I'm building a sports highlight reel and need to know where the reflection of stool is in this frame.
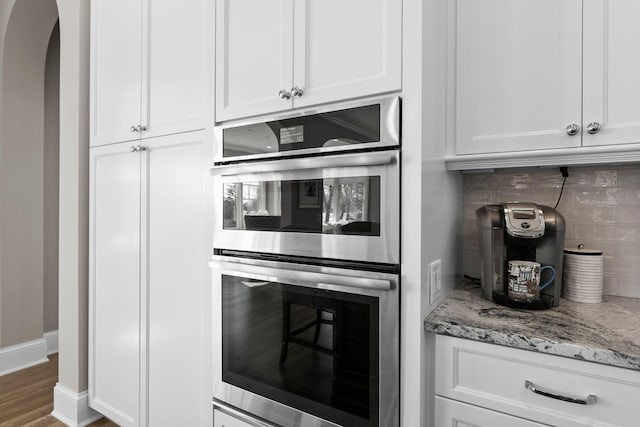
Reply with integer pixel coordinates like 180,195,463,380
279,286,339,367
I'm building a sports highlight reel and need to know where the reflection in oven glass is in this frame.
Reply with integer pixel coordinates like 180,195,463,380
222,275,380,427
222,176,381,236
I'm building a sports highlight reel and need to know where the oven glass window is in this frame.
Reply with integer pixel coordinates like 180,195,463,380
222,104,381,158
223,176,381,235
222,275,380,427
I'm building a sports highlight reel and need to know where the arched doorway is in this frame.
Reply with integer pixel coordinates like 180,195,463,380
0,0,59,364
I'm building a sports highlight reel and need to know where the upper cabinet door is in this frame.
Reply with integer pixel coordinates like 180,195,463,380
454,0,583,155
292,0,401,108
143,0,210,139
583,0,640,147
215,0,294,122
90,0,142,147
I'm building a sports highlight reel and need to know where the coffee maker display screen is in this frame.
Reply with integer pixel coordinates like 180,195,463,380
512,210,535,220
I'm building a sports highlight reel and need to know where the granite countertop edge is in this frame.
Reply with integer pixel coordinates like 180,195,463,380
424,319,640,371
424,288,640,372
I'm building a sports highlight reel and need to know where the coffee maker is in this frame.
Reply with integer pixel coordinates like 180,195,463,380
476,203,565,309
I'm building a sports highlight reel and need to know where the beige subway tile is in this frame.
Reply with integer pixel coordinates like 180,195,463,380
463,250,481,278
495,188,561,206
572,224,640,242
619,167,640,188
618,206,640,223
463,219,480,251
463,203,488,219
616,280,640,299
573,188,640,205
564,169,618,187
602,277,618,296
464,190,493,205
557,206,617,224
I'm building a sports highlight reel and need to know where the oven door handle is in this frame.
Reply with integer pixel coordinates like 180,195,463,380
210,150,397,177
209,260,392,291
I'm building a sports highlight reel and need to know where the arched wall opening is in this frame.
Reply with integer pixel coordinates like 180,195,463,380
0,0,59,357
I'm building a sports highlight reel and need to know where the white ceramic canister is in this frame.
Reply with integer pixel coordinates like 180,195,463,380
562,245,604,303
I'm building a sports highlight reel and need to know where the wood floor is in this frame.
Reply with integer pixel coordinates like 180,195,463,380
0,354,118,427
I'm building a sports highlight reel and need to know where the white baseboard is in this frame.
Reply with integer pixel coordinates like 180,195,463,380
0,338,48,376
44,330,59,355
52,383,103,427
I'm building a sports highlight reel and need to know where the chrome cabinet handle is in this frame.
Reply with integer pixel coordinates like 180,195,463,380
130,125,139,133
137,145,147,151
586,122,601,134
130,145,138,152
136,124,147,132
525,380,597,405
291,86,303,97
278,89,291,100
565,123,580,136
130,145,147,153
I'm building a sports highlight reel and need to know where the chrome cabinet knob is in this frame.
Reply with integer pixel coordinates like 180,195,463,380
136,124,147,132
130,145,138,152
565,123,580,136
131,125,139,132
138,145,147,151
291,86,303,97
278,89,291,100
586,122,601,134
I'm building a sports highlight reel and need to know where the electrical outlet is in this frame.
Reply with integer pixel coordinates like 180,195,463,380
429,259,442,304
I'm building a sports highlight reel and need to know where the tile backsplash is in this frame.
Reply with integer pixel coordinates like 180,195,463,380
463,165,640,298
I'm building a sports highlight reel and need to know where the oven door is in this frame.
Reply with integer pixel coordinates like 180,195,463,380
212,150,399,265
210,255,399,427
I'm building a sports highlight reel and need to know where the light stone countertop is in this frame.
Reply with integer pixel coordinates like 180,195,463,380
424,283,640,371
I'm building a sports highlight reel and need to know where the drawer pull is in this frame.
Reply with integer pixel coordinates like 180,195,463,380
525,380,597,405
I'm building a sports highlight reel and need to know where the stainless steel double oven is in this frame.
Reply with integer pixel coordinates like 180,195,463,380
211,97,400,427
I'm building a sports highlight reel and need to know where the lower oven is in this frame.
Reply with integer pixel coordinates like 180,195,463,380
210,251,399,427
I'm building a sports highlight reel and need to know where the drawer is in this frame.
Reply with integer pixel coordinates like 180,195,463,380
435,335,640,427
435,396,547,427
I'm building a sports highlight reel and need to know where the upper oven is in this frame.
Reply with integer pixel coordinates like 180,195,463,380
212,97,400,265
212,150,399,264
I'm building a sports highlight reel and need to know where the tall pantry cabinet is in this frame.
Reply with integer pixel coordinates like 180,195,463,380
88,0,213,426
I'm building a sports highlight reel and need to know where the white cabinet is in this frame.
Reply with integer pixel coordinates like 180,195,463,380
452,0,640,162
215,0,401,122
582,0,640,147
435,397,546,427
89,132,212,427
433,335,640,427
90,0,211,146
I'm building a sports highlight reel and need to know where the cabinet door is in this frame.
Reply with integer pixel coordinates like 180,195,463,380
454,0,583,155
90,0,142,147
145,133,212,426
292,0,401,108
583,0,640,147
435,397,546,427
89,143,142,427
215,0,294,121
143,0,211,139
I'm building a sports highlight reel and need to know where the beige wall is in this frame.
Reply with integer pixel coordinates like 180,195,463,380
56,0,90,392
463,165,640,298
0,0,59,347
44,22,60,333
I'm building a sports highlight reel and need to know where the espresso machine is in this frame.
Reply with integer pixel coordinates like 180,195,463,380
476,203,565,309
